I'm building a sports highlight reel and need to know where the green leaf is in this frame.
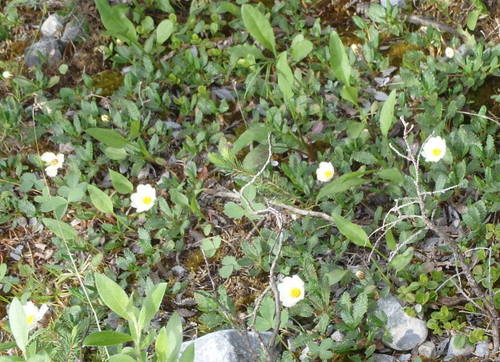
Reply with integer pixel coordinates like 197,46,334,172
104,147,128,160
466,10,481,31
290,34,313,62
242,144,269,171
94,273,129,319
241,4,276,54
139,283,167,330
42,218,77,240
232,124,268,154
0,263,7,281
224,202,245,219
340,85,358,105
94,0,137,43
8,298,28,354
377,168,404,183
108,354,136,362
87,184,114,214
329,31,351,85
276,51,294,101
162,313,183,362
40,196,68,219
201,236,221,258
317,171,372,201
86,128,129,148
109,170,133,194
352,292,368,323
389,247,414,272
325,269,348,286
380,89,397,137
331,213,371,248
83,331,133,346
156,19,174,45
178,343,195,362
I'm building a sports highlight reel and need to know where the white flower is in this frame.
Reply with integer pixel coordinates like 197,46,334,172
2,71,13,79
316,161,335,182
278,275,305,308
445,47,455,59
22,301,48,330
421,136,446,162
130,184,156,212
101,114,110,122
40,152,65,177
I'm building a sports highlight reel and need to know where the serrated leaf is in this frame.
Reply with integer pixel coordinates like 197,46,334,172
241,4,276,54
331,213,371,248
380,89,397,137
87,184,114,214
83,331,133,346
352,292,368,324
86,128,129,148
109,169,133,194
42,218,77,240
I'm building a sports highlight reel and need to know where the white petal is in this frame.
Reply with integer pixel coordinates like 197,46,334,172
56,153,65,167
45,166,58,177
41,152,56,163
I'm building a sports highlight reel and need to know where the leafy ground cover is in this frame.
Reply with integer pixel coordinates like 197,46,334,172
0,0,499,361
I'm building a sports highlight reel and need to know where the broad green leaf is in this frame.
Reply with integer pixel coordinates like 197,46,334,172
42,218,77,240
223,202,245,219
241,4,276,54
94,273,129,319
379,89,397,137
290,34,313,62
108,354,136,362
40,196,68,219
325,269,348,286
242,144,269,171
104,147,128,160
466,10,481,31
201,236,221,258
178,343,195,362
83,331,133,346
331,213,371,248
8,298,28,354
86,128,129,148
329,31,351,85
352,292,368,324
317,171,373,201
109,169,133,194
389,247,414,272
138,283,167,330
340,85,358,105
276,51,294,101
94,0,137,43
87,184,114,214
162,313,183,362
232,124,268,154
377,168,404,183
156,19,174,45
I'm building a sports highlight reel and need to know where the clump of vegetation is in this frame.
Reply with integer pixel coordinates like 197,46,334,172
0,0,498,360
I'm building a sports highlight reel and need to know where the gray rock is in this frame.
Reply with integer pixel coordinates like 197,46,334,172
61,19,83,43
398,354,411,361
444,335,474,361
41,14,63,37
24,37,63,66
180,329,272,362
380,0,405,8
418,341,436,358
474,341,489,357
373,354,396,362
378,296,428,351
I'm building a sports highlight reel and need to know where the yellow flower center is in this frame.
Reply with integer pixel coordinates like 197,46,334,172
431,148,442,157
290,287,302,298
142,196,153,205
323,170,333,179
48,159,59,166
26,314,35,325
